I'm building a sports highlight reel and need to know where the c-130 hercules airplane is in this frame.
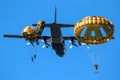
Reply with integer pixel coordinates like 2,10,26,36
4,7,80,57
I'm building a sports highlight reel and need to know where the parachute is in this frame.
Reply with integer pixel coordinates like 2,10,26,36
22,20,45,40
74,16,114,44
22,26,35,40
74,16,114,73
36,20,45,36
22,20,45,62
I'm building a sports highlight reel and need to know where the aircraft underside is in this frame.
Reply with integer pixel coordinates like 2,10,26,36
52,43,65,57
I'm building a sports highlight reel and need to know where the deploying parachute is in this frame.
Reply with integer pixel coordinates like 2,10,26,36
22,26,35,40
36,20,45,36
22,20,46,62
74,16,114,73
74,16,114,44
22,20,45,40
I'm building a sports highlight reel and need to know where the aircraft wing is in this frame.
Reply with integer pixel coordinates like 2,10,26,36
37,36,51,40
4,34,24,38
3,35,77,41
3,34,51,40
4,34,114,40
32,24,74,28
63,36,77,40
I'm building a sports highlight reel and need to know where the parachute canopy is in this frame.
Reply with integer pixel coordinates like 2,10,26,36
36,20,45,35
22,26,35,39
74,16,114,44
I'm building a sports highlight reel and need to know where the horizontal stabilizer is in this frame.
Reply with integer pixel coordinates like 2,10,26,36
32,24,74,28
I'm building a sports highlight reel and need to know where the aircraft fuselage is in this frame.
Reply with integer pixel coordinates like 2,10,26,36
50,23,63,43
50,23,65,57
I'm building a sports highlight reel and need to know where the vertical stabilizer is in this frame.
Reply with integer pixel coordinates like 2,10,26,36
54,6,57,23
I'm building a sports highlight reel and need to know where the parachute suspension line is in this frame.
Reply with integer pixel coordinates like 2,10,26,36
96,52,102,64
26,41,37,62
87,47,99,74
92,47,102,64
94,52,101,74
86,45,102,65
29,46,37,62
32,44,37,62
88,52,95,64
33,46,36,56
26,41,33,62
88,46,103,73
82,42,95,64
85,27,96,64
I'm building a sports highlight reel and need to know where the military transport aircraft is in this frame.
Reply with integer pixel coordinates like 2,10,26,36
3,7,81,57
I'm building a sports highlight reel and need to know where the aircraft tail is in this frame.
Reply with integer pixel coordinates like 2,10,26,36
54,6,57,23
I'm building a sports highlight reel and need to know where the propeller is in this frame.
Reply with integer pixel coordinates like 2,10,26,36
42,44,49,48
26,42,31,45
81,43,86,46
26,40,34,47
42,44,46,48
69,45,73,49
80,42,90,49
87,45,90,49
69,39,78,49
41,39,50,48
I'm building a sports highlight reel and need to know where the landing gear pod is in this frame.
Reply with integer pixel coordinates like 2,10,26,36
36,20,45,35
74,16,114,44
22,26,35,40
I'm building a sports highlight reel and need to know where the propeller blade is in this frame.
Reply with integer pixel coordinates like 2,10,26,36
26,42,30,45
87,45,90,49
69,40,71,43
41,40,44,42
81,43,86,46
42,45,46,48
69,45,73,49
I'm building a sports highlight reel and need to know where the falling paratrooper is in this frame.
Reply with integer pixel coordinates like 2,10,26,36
22,20,45,46
22,20,45,62
74,16,114,73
